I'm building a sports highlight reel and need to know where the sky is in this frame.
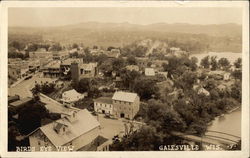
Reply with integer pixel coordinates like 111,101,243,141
8,7,242,27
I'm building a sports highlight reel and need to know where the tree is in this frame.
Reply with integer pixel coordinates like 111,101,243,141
190,56,198,71
120,69,141,90
174,70,197,90
210,56,218,70
110,125,163,151
231,81,241,102
8,124,21,151
200,56,210,69
133,78,159,100
72,43,79,49
126,56,137,65
112,57,125,72
107,46,115,51
232,70,242,80
204,78,217,91
218,58,230,70
234,58,242,68
76,78,91,93
50,43,62,51
18,101,49,134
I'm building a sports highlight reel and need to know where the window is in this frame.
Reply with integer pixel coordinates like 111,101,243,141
80,69,84,74
110,105,112,108
38,141,41,145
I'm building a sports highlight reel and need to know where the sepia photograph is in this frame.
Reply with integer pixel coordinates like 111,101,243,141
0,1,249,158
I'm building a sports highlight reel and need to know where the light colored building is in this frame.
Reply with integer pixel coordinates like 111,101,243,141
29,48,52,59
71,62,98,83
223,72,231,81
104,49,120,58
145,68,155,76
126,65,139,72
61,89,85,104
112,91,140,120
8,66,21,80
52,51,69,60
93,97,113,115
94,92,140,120
197,87,210,96
28,109,110,151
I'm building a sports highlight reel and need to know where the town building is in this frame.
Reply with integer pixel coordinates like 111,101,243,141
8,95,20,104
42,61,61,78
8,66,21,80
104,49,120,58
208,71,231,81
136,57,150,69
52,51,69,60
93,97,113,115
28,109,111,151
112,91,140,119
145,68,155,76
61,89,85,104
71,62,98,83
197,87,210,96
9,97,33,110
94,91,140,120
125,65,139,72
29,48,52,59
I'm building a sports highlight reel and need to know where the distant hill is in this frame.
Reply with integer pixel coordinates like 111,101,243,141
8,22,242,53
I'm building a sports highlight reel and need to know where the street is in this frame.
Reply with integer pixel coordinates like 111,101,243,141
9,72,57,98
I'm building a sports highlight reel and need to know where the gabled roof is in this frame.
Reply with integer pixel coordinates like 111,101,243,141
30,109,100,147
94,97,113,104
62,89,84,102
112,91,138,103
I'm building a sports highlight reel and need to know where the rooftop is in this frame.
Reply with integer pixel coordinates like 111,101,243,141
9,97,33,107
61,58,83,66
80,63,97,71
94,97,113,104
29,109,100,147
112,91,138,103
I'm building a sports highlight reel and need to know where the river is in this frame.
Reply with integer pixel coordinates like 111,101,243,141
207,108,241,137
190,52,242,65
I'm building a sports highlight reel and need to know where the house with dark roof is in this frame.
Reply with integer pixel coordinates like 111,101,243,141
28,109,110,151
8,95,20,104
9,97,33,110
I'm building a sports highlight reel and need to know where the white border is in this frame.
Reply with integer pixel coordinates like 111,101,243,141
0,1,249,158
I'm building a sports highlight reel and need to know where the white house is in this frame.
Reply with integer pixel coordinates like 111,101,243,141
145,68,155,76
61,89,84,104
93,91,140,120
223,72,231,81
93,97,113,115
197,87,210,96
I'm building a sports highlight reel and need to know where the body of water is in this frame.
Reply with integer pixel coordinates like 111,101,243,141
190,52,242,65
207,108,241,137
